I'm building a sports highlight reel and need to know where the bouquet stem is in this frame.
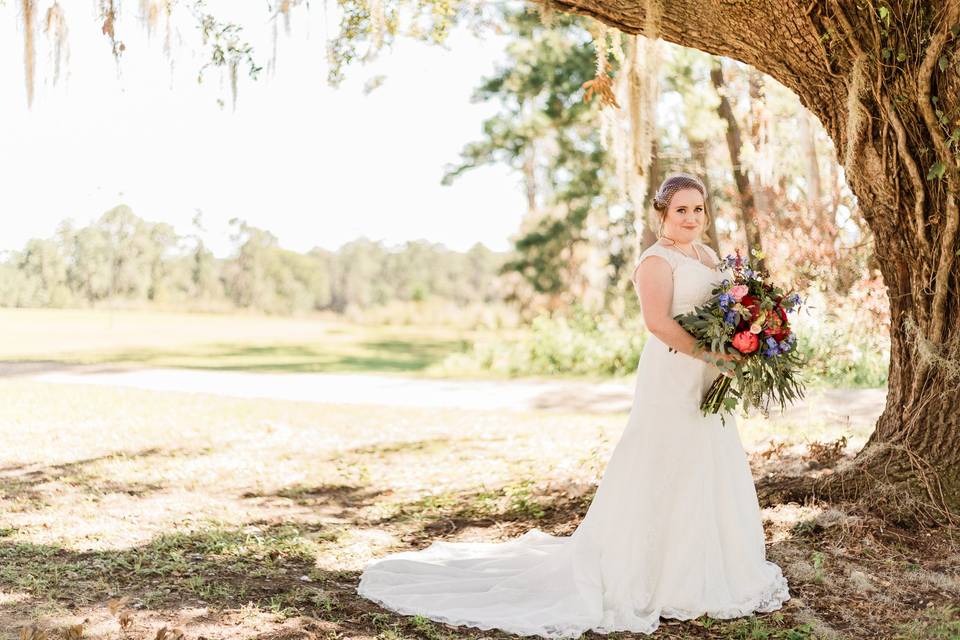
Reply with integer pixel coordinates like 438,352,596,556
701,374,732,415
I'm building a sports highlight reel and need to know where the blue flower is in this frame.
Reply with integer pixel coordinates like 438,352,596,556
718,293,732,308
744,268,754,278
766,336,777,347
724,310,738,325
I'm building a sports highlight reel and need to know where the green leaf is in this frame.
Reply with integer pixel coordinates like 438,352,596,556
896,50,906,62
878,6,889,20
927,161,946,181
939,55,949,72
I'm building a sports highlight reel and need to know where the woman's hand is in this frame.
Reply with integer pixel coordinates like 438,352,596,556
705,350,743,378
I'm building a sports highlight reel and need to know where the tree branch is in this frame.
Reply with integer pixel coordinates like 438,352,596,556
918,2,960,344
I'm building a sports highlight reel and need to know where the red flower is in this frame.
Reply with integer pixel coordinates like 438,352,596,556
763,305,790,341
740,294,761,321
732,330,759,354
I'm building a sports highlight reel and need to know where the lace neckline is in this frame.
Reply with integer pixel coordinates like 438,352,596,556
655,241,719,271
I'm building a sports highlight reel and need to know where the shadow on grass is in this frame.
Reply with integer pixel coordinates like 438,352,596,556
0,521,351,621
10,473,943,639
343,437,454,458
241,483,387,522
0,360,132,378
370,477,598,546
0,448,181,508
2,338,472,375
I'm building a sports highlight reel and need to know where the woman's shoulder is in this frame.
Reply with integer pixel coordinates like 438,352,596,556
638,242,678,267
633,243,677,286
639,241,673,258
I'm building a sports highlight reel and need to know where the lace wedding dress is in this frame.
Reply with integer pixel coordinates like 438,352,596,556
356,241,790,638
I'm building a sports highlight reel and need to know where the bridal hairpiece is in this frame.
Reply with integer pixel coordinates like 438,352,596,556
653,172,708,213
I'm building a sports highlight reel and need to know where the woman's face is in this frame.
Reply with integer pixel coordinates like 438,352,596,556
661,188,705,243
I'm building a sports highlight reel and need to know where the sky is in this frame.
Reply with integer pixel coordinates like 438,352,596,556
0,1,528,257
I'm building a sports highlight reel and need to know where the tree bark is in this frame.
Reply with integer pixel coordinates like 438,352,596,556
540,0,960,525
800,109,823,213
639,138,662,252
690,139,721,257
711,59,766,272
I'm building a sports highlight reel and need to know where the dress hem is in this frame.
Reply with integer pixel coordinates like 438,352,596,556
356,566,790,639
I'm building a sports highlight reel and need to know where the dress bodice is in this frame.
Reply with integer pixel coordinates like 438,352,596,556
633,242,725,316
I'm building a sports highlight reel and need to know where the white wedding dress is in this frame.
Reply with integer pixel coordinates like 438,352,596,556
356,241,790,638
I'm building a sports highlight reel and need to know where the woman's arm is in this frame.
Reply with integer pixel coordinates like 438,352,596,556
634,256,739,377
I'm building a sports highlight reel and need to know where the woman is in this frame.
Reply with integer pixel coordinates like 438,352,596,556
356,171,791,638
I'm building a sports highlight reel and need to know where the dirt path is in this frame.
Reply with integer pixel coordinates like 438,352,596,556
1,360,886,429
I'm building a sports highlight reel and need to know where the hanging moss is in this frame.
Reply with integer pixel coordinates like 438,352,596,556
43,2,69,87
21,0,35,106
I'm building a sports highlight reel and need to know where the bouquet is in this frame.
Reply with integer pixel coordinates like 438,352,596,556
667,248,807,427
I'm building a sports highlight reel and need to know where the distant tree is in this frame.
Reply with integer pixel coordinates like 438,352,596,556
16,238,71,307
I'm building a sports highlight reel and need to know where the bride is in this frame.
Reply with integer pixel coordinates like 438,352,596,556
356,171,791,638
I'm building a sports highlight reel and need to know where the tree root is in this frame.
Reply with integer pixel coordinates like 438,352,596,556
756,441,960,530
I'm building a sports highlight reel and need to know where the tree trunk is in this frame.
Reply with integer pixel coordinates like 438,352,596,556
711,59,767,273
542,0,960,526
800,109,824,213
639,138,662,252
690,139,722,257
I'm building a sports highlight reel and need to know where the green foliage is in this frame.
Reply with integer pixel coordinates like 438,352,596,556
442,305,888,388
0,208,508,316
892,604,960,639
443,7,632,309
437,304,648,378
810,550,826,583
927,161,947,181
724,616,815,639
794,320,889,388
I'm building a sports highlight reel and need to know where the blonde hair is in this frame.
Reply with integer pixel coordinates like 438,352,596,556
653,172,711,237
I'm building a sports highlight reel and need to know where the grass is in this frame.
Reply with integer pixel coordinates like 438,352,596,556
0,308,890,389
0,307,940,639
1,376,957,639
0,308,482,376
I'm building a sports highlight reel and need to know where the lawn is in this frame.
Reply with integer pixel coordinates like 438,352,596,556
2,378,958,640
0,308,485,376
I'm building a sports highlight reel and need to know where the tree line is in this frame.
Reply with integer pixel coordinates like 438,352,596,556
0,206,508,315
